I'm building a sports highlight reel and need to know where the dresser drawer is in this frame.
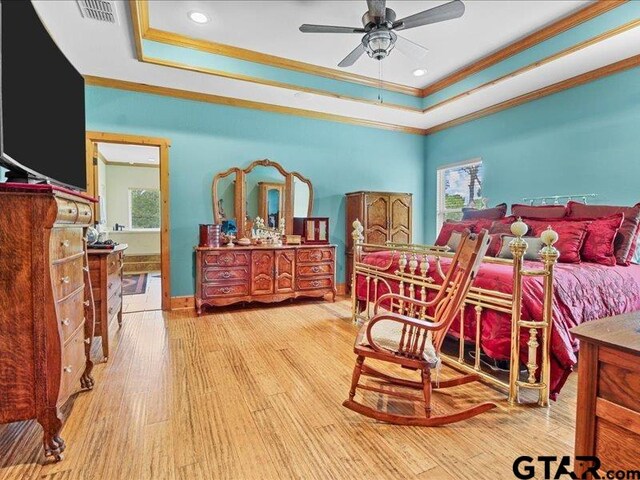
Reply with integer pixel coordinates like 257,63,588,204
76,202,93,226
57,287,85,344
202,251,250,267
61,327,87,400
107,292,122,321
52,256,85,300
106,274,121,300
297,263,333,277
297,248,334,264
55,197,80,224
202,282,249,299
107,252,123,276
203,266,249,282
50,228,84,261
297,277,333,291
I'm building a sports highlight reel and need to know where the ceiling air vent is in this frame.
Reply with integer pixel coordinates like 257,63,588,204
76,0,119,24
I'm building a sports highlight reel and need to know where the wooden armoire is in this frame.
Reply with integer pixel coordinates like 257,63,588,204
345,191,412,290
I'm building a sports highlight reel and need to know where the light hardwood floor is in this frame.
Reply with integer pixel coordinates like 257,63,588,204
123,273,162,313
0,298,577,480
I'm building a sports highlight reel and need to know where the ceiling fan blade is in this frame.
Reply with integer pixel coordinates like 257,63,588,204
338,43,366,68
299,24,365,34
394,35,429,60
366,0,387,24
393,0,465,31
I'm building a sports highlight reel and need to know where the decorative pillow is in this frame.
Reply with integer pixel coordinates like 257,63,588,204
566,201,640,265
435,220,476,246
489,216,525,236
486,233,504,257
462,203,507,220
511,204,567,219
446,231,463,252
579,214,624,266
497,236,544,261
525,219,591,263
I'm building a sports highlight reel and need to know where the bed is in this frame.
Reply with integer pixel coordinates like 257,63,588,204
350,197,640,405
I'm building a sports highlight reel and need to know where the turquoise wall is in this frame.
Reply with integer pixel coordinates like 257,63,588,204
85,86,425,296
423,66,640,241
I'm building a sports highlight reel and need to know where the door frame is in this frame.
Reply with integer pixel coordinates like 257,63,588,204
85,131,171,311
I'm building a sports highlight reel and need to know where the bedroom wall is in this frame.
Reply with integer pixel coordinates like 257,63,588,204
423,66,640,241
85,86,425,296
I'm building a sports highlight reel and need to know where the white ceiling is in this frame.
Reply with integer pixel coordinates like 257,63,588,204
31,1,640,132
98,143,159,165
148,1,590,88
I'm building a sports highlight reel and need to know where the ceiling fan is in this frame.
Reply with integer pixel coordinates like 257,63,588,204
299,0,465,68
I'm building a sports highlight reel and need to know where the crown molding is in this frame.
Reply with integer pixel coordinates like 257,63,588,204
84,76,427,135
424,54,640,134
420,0,628,97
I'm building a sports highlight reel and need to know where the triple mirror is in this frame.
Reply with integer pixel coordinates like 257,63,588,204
212,159,313,239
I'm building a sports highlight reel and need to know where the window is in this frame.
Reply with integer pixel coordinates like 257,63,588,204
128,188,160,230
436,159,484,229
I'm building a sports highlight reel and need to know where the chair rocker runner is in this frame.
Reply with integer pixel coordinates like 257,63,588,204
343,229,496,426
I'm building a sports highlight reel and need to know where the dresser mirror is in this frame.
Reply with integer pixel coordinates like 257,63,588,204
212,159,313,239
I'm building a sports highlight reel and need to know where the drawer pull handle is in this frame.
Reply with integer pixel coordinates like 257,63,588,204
311,266,321,273
220,287,231,294
61,240,70,247
84,338,91,345
83,266,89,273
68,208,75,214
84,300,90,307
61,276,70,284
312,280,321,287
108,282,113,288
61,319,70,326
63,366,72,374
221,271,231,279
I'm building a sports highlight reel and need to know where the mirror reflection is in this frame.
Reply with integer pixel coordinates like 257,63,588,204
293,176,310,218
246,165,286,229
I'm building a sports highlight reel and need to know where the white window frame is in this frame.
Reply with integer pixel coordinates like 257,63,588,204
128,188,161,232
436,158,483,231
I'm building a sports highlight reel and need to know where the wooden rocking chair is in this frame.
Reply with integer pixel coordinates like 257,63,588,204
343,229,496,426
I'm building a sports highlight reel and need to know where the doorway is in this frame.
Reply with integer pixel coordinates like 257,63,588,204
85,132,171,311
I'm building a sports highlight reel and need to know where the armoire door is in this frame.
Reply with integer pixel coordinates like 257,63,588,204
274,250,295,294
365,194,389,245
390,195,412,244
251,250,274,295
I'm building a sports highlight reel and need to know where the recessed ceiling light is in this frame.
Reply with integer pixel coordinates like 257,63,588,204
412,68,427,77
188,10,210,24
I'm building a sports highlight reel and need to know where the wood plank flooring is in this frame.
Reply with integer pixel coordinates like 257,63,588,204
0,298,578,479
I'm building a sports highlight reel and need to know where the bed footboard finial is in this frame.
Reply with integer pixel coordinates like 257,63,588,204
538,226,559,407
508,218,528,406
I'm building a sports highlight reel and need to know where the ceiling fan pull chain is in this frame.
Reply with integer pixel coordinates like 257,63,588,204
378,61,384,104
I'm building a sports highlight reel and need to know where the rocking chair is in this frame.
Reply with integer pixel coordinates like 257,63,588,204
343,229,495,426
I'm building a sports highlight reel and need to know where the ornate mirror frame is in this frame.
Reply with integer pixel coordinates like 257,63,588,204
212,159,313,239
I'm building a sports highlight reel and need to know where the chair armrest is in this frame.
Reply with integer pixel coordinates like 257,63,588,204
373,292,439,315
365,312,446,355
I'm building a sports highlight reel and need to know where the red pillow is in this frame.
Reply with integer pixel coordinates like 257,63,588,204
489,216,523,236
567,201,640,265
512,204,567,219
578,214,624,266
486,233,503,257
462,203,507,220
435,220,476,246
525,219,590,263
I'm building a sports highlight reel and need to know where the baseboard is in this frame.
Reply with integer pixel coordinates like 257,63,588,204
170,282,346,311
170,295,195,310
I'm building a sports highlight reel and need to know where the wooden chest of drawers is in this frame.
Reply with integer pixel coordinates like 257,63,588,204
0,184,96,461
88,244,126,360
572,314,640,478
195,244,336,314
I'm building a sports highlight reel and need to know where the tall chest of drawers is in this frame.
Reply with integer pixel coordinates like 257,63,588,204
195,244,336,314
0,184,96,461
87,244,126,360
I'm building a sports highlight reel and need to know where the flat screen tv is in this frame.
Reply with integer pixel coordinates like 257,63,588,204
0,1,86,191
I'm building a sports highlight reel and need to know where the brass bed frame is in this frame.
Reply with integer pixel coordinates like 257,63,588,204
350,219,560,407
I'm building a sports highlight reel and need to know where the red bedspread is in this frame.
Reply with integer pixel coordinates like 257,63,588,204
356,250,640,399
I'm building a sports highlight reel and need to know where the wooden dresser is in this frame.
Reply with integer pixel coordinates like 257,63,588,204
571,313,640,478
0,183,96,461
87,244,126,360
345,191,412,290
195,244,336,314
